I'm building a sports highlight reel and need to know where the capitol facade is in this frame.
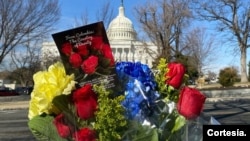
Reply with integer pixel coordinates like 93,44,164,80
42,3,158,68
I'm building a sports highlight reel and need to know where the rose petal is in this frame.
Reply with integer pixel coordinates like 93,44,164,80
177,86,206,120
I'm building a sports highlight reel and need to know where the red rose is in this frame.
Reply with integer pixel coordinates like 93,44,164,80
81,56,98,74
73,84,97,120
90,36,103,50
74,128,96,141
77,44,89,57
53,113,74,138
165,62,186,89
61,42,73,56
69,53,82,68
177,86,206,120
101,44,115,66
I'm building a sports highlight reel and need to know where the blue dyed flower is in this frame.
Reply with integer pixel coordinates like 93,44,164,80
116,62,157,90
116,62,159,121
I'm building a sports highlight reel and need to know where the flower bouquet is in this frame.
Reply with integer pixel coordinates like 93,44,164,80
28,22,208,141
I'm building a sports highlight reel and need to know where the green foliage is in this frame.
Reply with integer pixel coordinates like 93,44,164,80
151,100,186,141
154,58,169,97
218,67,238,87
174,54,199,82
162,111,186,141
93,84,127,141
154,58,179,102
52,95,87,129
28,114,68,141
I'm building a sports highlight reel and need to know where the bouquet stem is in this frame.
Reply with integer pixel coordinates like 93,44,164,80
185,120,189,141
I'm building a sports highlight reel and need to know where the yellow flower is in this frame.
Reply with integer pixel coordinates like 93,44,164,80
28,62,76,119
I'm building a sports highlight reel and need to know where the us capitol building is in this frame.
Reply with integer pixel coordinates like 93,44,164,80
42,3,158,68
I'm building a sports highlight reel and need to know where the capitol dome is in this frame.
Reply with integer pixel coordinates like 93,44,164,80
107,3,137,41
41,1,158,69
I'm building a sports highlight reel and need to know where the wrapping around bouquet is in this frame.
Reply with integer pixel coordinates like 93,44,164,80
184,113,221,141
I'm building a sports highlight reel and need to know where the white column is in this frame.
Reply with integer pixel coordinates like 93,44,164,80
134,49,140,62
115,48,120,61
121,48,127,61
128,48,133,61
141,52,146,64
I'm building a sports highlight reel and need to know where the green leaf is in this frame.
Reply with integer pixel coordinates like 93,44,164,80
172,115,186,133
132,128,158,141
52,95,80,128
28,114,68,141
52,95,71,113
99,57,111,68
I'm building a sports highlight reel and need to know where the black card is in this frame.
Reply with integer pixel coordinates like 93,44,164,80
52,21,117,89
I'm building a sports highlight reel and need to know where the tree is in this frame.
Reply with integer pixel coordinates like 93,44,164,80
207,71,217,81
248,61,250,81
218,66,238,87
184,27,217,77
191,0,250,82
7,41,42,86
41,52,61,70
0,0,60,64
75,1,115,29
134,0,192,62
95,1,115,29
40,42,61,69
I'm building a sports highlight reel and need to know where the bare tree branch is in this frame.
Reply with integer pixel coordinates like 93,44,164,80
96,1,115,29
9,40,41,86
75,1,115,29
134,0,192,62
192,0,250,82
0,0,60,64
184,27,217,76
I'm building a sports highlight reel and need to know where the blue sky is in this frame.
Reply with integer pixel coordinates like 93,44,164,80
54,0,145,33
53,0,247,74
